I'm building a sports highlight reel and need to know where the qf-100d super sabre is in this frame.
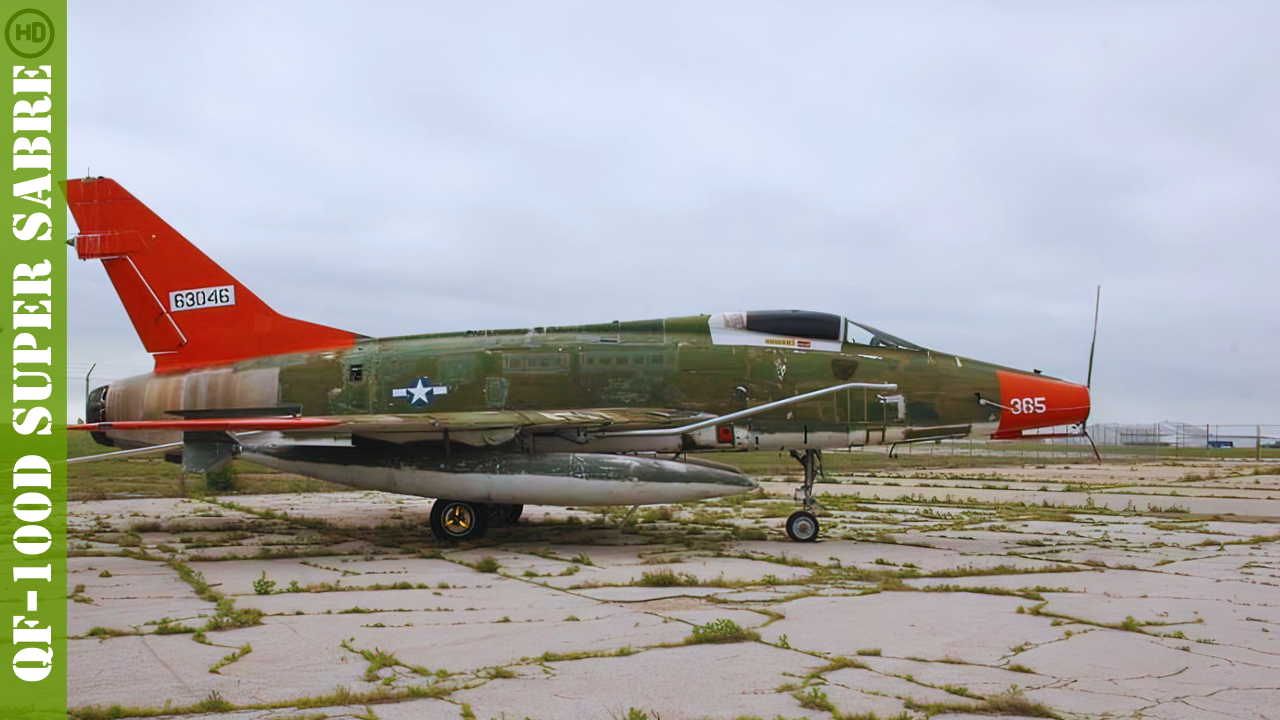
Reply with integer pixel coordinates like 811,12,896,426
66,177,1095,542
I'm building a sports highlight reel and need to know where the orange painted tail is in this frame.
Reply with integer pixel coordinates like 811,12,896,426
65,177,360,372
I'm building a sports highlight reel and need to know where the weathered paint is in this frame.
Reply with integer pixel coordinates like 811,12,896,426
95,313,1085,454
69,179,1092,505
241,437,756,506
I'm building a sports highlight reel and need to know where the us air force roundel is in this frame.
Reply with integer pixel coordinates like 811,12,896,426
391,377,449,407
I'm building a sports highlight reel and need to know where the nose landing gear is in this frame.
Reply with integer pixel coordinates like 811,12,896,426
785,449,823,542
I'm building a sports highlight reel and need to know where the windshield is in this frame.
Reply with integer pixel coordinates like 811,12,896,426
845,320,923,351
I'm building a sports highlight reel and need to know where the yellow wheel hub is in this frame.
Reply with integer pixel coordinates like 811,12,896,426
442,504,474,535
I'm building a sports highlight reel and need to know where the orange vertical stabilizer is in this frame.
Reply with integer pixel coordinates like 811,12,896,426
65,177,360,372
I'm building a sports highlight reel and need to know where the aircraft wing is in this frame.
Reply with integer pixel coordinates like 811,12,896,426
66,407,710,466
68,407,708,438
68,381,897,465
69,381,898,439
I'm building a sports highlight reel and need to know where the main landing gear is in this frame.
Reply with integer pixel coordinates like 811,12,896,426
428,500,524,542
489,503,524,528
785,449,823,542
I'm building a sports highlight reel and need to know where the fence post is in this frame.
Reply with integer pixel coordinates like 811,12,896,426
1259,425,1263,463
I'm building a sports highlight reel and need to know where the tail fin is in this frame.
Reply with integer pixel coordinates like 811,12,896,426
65,177,360,372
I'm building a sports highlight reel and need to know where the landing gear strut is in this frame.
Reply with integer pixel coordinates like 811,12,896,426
785,449,822,542
488,503,524,528
429,499,489,542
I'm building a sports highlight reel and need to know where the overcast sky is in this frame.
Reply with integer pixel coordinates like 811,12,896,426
67,2,1280,426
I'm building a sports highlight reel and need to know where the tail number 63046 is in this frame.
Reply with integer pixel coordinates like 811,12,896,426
1009,397,1046,415
169,284,236,312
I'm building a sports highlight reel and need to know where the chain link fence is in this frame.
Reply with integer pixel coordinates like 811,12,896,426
870,423,1280,464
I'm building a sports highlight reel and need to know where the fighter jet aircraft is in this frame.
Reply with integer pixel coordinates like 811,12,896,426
67,177,1092,542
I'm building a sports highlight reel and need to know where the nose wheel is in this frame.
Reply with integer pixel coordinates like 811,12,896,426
430,499,489,542
785,509,820,542
785,449,823,542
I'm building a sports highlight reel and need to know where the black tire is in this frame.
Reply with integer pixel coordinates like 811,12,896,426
430,499,489,542
785,510,820,542
488,503,524,528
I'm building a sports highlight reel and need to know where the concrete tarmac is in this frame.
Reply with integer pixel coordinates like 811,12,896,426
67,461,1280,719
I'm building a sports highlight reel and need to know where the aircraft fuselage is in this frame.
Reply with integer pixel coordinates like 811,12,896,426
92,311,1087,456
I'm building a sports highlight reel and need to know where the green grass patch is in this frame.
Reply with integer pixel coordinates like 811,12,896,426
168,560,221,602
537,646,637,663
84,627,136,639
636,568,700,587
906,688,1061,718
807,656,869,678
202,598,263,632
685,619,760,645
793,687,835,712
208,643,252,673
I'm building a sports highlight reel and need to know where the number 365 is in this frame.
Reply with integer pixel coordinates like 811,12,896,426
1009,397,1046,415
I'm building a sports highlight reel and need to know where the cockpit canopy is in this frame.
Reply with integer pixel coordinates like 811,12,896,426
843,319,922,351
715,310,923,350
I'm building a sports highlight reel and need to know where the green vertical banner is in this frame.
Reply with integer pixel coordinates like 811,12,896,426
0,2,66,719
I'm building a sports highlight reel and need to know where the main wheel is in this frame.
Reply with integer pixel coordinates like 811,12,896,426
488,503,524,528
430,499,489,542
785,510,820,542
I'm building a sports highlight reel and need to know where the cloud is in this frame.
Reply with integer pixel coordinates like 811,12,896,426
67,1,1280,424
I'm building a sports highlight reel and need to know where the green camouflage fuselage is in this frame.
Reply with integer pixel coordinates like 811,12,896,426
101,313,1010,451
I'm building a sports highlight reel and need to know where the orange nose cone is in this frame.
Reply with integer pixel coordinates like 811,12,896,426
996,370,1090,434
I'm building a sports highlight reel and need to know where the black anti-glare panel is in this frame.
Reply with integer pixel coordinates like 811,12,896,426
745,310,843,341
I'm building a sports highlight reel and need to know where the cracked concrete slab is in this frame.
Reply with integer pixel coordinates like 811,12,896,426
761,592,1068,664
452,644,828,720
67,459,1280,719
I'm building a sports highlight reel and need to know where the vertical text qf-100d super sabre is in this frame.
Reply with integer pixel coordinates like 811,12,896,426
66,177,1094,543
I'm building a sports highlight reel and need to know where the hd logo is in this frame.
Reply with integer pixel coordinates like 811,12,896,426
392,377,449,407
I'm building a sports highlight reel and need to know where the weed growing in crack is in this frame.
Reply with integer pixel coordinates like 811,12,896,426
794,687,835,712
807,657,868,678
538,646,637,662
252,571,276,595
907,687,1060,718
208,644,252,674
169,560,221,602
685,619,760,645
84,627,134,639
202,599,263,632
636,568,699,587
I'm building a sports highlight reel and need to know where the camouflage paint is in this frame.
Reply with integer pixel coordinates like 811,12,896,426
97,312,1086,453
